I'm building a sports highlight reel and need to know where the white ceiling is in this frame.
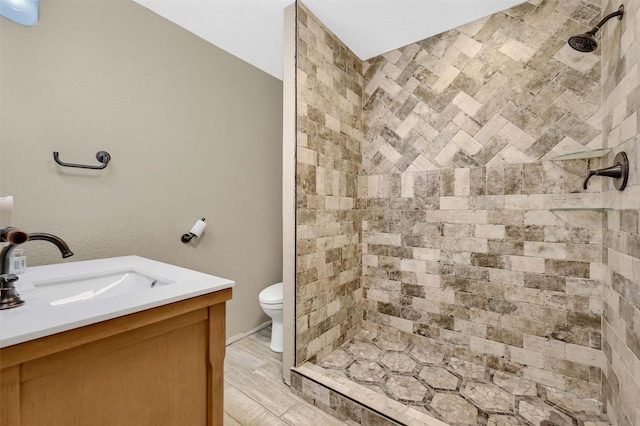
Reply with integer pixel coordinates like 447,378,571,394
132,0,526,80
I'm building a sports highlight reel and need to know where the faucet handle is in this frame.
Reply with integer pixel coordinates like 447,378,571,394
0,226,29,245
0,227,29,245
583,151,629,191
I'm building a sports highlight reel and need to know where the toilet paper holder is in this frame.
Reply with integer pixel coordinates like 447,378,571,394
182,218,206,243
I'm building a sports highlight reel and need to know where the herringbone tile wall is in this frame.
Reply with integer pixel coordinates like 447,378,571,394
363,0,602,173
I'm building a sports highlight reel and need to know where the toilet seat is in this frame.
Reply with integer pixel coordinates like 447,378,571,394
259,282,283,305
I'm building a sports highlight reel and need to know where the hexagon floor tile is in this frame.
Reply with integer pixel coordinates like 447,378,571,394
316,348,352,369
346,360,387,383
384,376,429,402
447,357,488,380
344,341,381,360
374,335,410,352
517,399,574,425
312,329,611,426
460,381,514,413
419,365,459,390
492,371,537,397
430,393,478,425
379,352,417,374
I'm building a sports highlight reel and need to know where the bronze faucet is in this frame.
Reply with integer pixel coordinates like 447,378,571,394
0,227,74,310
583,152,629,191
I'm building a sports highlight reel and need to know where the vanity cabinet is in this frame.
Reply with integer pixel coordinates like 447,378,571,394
0,288,232,426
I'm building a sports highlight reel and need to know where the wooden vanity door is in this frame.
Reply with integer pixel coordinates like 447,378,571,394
0,289,230,426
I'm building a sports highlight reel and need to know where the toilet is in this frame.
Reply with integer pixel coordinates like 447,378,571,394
258,282,283,352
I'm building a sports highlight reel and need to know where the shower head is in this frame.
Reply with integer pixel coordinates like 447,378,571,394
568,31,599,52
568,5,624,52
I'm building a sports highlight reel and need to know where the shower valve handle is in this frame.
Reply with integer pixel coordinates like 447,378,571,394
583,151,629,191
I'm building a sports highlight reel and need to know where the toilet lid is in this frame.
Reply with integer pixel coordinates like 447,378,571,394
259,282,283,304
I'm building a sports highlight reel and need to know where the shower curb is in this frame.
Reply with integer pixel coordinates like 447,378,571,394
291,363,450,426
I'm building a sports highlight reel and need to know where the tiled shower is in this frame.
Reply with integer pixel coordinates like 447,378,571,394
292,0,640,425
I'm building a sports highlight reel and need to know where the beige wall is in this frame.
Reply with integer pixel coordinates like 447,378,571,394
0,0,283,340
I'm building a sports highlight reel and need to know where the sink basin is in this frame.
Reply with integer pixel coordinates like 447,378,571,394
32,270,174,306
1,255,235,348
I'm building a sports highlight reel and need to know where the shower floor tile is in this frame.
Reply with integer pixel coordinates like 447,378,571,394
307,329,611,426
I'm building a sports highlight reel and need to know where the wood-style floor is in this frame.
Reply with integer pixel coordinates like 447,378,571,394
224,327,349,426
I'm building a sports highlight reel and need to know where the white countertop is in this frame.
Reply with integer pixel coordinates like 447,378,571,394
0,256,234,348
